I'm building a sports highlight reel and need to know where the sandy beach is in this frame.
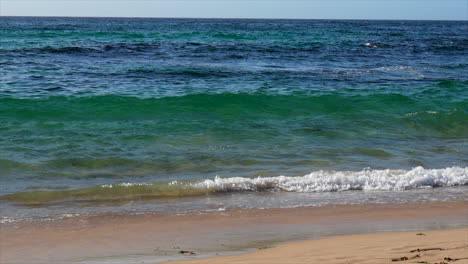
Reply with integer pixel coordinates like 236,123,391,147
167,228,468,264
1,201,467,264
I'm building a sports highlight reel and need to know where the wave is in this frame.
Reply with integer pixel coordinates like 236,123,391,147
0,92,466,138
0,42,159,55
7,37,465,57
19,46,99,54
125,67,232,77
196,166,468,192
1,167,467,206
1,91,466,124
3,35,465,54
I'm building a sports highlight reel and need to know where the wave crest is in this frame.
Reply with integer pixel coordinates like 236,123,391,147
1,167,466,206
197,166,468,192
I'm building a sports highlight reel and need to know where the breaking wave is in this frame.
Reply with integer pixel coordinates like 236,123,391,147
195,166,468,192
1,167,466,206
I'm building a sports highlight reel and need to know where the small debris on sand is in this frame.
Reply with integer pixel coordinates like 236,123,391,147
179,250,196,255
391,254,420,262
410,248,444,253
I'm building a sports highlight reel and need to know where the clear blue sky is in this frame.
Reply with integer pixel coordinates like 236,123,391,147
1,0,467,20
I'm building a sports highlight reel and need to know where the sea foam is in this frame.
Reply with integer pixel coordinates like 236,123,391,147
194,167,468,193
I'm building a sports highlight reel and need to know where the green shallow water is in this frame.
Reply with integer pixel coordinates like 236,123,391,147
1,90,467,187
0,182,211,205
1,82,467,121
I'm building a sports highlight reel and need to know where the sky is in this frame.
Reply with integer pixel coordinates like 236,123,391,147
1,0,467,20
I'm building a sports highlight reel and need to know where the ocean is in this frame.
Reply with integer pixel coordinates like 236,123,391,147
0,17,467,222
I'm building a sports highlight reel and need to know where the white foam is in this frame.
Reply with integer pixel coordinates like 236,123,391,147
193,167,468,193
376,66,419,71
0,217,17,224
58,213,80,219
405,111,438,116
364,42,378,48
101,182,151,188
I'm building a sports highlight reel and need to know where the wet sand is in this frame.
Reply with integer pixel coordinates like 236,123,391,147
1,201,467,264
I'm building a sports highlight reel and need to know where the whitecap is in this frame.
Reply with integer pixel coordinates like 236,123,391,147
192,167,468,193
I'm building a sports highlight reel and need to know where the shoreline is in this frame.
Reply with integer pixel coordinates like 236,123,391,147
1,201,467,264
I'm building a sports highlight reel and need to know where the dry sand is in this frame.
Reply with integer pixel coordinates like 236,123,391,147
168,228,468,264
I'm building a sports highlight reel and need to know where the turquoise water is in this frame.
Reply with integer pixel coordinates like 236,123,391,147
0,17,467,220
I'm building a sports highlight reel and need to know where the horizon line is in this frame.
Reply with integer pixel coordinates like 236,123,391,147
1,15,467,22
